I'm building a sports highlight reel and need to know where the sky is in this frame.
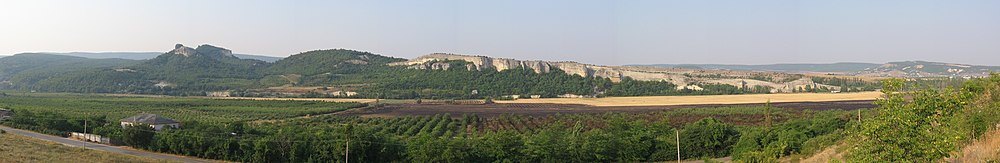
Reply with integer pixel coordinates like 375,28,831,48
1,0,999,66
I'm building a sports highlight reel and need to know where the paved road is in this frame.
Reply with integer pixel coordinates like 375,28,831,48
0,125,218,163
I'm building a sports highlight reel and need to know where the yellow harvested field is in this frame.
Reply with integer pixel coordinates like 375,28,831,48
207,97,378,103
497,92,882,106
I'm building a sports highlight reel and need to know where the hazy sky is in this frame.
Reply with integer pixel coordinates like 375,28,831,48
2,0,999,66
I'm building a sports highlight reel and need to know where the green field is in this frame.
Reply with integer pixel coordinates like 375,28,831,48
0,93,363,123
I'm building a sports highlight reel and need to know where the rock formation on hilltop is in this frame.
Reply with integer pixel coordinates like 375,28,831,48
167,44,237,59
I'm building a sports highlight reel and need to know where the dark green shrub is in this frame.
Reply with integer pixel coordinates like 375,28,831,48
680,118,740,158
800,129,844,156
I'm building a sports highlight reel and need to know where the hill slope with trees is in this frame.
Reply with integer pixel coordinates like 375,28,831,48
0,44,882,98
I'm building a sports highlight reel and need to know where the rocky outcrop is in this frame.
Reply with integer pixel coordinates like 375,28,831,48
167,44,236,59
169,44,198,57
391,53,841,93
700,78,837,93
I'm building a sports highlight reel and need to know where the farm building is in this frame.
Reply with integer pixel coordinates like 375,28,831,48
120,114,180,131
0,108,13,120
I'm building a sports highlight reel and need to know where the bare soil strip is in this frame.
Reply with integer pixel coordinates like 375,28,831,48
206,97,378,103
338,100,876,118
495,92,882,107
101,92,881,108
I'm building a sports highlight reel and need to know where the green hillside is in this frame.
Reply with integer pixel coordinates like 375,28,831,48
0,54,142,92
137,45,268,80
28,52,283,62
0,44,872,98
267,49,405,76
0,53,95,79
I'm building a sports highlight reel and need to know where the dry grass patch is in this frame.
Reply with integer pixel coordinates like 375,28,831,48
0,133,171,163
797,144,848,163
946,128,1000,162
498,92,882,107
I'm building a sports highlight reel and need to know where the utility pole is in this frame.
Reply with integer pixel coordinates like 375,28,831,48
857,110,862,122
676,130,680,163
345,138,349,163
82,119,87,149
345,124,351,163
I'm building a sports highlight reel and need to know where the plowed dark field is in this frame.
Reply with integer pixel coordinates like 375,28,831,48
337,100,875,118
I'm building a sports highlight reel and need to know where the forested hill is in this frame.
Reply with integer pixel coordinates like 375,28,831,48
137,44,269,80
0,54,141,91
0,44,881,98
14,52,283,62
267,49,406,76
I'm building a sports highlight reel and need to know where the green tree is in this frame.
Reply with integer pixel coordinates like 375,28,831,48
122,124,155,147
848,78,958,162
680,118,740,158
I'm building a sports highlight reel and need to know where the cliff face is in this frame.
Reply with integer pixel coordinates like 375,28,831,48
390,53,829,93
390,53,626,81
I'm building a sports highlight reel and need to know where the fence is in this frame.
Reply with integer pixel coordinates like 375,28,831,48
69,132,119,145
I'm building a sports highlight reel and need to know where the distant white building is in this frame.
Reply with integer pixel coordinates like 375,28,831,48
557,94,590,98
207,91,232,97
120,114,180,131
502,95,521,100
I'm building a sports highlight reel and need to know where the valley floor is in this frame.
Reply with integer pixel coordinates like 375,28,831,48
109,91,882,107
496,92,882,106
339,100,874,119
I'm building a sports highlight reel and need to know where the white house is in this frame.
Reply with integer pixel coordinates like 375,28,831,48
120,114,180,131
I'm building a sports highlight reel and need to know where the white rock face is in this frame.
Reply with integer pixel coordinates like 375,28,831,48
390,53,626,81
169,44,198,57
166,44,236,58
391,53,834,93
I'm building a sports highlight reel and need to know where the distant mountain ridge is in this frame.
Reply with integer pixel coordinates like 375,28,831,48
0,43,985,98
15,51,282,62
634,61,999,78
635,62,881,72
